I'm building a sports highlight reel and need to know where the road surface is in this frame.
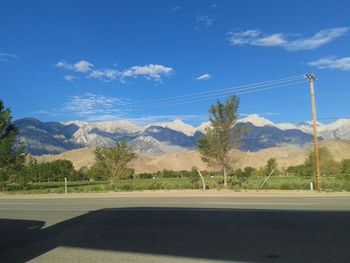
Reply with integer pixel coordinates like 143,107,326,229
0,192,350,262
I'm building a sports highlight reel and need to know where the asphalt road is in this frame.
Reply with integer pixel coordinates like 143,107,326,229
1,193,350,262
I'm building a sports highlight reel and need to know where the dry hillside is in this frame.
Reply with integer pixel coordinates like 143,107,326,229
34,140,350,173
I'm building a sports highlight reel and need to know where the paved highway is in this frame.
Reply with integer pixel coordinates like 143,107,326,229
0,193,350,262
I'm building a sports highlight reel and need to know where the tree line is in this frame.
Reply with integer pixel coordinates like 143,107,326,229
1,97,349,192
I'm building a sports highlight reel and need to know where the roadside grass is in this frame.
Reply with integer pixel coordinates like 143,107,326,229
4,176,350,194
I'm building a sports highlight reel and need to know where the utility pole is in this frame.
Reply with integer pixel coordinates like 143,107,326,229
305,73,321,192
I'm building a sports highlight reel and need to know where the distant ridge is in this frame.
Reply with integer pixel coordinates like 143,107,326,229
14,114,350,155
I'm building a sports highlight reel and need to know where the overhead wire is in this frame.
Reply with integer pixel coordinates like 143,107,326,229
130,78,308,110
133,74,305,105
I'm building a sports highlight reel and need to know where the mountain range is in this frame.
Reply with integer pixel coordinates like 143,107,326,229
14,114,350,156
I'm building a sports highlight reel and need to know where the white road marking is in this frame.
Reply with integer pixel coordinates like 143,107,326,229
0,208,96,211
28,225,41,230
202,202,321,205
0,203,36,205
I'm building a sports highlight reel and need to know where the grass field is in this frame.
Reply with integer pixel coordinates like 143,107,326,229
4,175,350,194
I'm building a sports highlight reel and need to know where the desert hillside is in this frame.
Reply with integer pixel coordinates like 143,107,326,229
35,140,350,173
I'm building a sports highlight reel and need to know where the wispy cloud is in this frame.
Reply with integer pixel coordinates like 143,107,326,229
172,6,182,11
308,56,350,71
228,27,349,51
36,93,130,121
0,52,17,62
64,75,77,82
196,73,211,81
55,60,74,70
195,14,213,27
55,60,173,82
36,95,207,123
63,93,129,119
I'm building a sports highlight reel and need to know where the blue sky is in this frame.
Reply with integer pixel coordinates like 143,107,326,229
1,0,350,126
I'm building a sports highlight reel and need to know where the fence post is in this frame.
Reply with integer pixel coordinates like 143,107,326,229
64,177,67,194
197,169,206,191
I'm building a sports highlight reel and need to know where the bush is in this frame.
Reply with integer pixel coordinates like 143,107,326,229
138,173,154,179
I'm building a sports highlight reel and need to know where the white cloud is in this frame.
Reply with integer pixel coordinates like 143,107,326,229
229,27,348,51
308,56,350,71
196,74,211,81
73,60,93,72
252,34,286,47
195,14,213,27
55,60,74,70
55,60,173,82
89,69,119,80
64,75,77,82
56,60,94,72
121,64,173,81
0,52,17,61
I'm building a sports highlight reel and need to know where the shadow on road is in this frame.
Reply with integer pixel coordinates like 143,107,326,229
1,208,350,262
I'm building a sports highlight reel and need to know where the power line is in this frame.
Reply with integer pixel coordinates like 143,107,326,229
130,79,308,110
132,74,305,105
240,95,310,111
318,117,350,120
319,93,350,96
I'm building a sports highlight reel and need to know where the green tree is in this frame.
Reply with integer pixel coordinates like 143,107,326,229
20,159,76,184
76,166,89,181
341,159,350,177
305,146,340,177
94,142,135,185
0,100,24,190
265,158,278,176
198,95,243,187
87,163,109,181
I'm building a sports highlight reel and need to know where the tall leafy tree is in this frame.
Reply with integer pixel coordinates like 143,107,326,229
94,141,135,184
0,100,24,189
265,158,278,176
305,146,341,177
341,159,350,176
198,95,243,187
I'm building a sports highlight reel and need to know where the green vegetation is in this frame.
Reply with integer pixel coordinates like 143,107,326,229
287,147,350,178
265,158,278,175
22,160,76,183
188,167,200,189
5,174,350,194
93,141,135,184
1,98,350,194
0,100,25,191
198,95,245,187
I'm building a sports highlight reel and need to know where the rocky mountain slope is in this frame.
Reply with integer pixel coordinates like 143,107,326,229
14,114,350,156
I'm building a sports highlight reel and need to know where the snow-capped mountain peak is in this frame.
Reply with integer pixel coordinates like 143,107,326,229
196,121,210,133
275,123,298,130
238,114,275,127
61,120,88,128
90,120,142,134
150,119,197,136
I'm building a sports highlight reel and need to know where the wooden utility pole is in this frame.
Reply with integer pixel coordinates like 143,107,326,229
305,73,321,192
